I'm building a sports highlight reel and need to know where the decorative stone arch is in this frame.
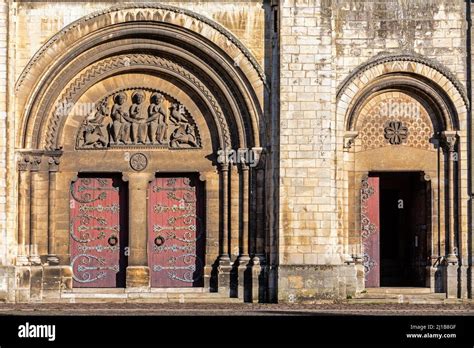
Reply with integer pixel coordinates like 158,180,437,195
335,53,469,298
14,4,266,302
17,3,265,151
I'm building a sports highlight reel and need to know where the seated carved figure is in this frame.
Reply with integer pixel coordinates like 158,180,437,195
110,93,130,144
82,99,110,148
147,93,168,144
129,91,148,144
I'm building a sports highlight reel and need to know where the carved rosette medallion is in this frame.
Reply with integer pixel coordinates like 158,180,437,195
76,88,201,150
383,121,408,145
130,153,148,172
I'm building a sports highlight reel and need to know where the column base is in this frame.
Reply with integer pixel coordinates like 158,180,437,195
16,255,30,266
126,266,150,292
217,256,231,295
237,255,251,301
445,262,458,299
251,256,266,303
29,255,42,266
0,266,15,302
47,254,60,265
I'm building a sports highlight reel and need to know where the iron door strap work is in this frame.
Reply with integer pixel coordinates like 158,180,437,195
148,175,204,287
70,177,124,287
361,176,380,288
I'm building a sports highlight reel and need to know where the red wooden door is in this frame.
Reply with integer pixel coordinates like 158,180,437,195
70,177,126,287
361,176,380,287
148,175,204,287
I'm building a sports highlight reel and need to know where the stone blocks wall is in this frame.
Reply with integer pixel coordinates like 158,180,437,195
278,0,468,301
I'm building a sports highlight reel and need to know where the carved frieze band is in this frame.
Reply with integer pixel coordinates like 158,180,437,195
76,88,201,150
17,151,62,172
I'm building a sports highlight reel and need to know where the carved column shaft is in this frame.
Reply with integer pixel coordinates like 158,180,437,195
17,159,31,264
47,156,60,264
443,132,458,263
240,164,250,259
219,163,230,262
30,169,49,259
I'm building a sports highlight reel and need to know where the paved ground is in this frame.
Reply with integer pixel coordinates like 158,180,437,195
0,303,473,316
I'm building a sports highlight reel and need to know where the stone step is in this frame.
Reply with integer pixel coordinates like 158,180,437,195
364,287,433,295
348,298,450,305
349,287,456,304
355,293,446,300
59,290,242,303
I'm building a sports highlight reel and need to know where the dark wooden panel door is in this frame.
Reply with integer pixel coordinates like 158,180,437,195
361,176,380,287
148,175,204,288
411,176,430,286
70,177,126,288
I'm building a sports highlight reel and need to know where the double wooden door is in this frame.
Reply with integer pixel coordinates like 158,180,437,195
69,174,204,288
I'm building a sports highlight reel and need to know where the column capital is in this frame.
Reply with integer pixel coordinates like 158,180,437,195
343,131,359,150
440,131,458,152
17,153,30,171
122,172,155,189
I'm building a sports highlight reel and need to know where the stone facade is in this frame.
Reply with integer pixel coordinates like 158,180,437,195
0,0,472,303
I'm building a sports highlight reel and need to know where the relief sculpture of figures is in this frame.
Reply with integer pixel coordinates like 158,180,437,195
110,93,130,145
81,99,110,148
76,89,200,149
148,93,168,144
129,91,148,144
170,103,198,148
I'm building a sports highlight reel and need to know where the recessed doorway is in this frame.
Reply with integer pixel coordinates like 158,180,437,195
363,172,430,287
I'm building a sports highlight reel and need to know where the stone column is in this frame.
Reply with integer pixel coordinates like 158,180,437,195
41,155,62,302
125,172,154,290
17,154,31,266
29,155,45,265
442,131,459,298
237,153,250,300
47,156,60,265
201,171,219,290
343,131,358,264
217,162,231,294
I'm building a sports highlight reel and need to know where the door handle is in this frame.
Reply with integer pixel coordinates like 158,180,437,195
108,235,118,246
154,236,165,246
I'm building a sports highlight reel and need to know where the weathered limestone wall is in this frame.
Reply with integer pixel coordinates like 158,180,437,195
14,0,266,82
0,0,14,302
278,0,468,302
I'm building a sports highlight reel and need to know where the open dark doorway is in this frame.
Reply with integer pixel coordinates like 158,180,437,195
376,172,430,287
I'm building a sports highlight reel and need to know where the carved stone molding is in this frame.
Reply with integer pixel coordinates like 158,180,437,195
16,4,266,92
46,55,230,150
17,150,63,172
76,88,201,150
336,53,469,108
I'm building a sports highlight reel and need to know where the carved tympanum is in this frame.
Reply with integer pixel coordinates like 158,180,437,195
76,89,201,149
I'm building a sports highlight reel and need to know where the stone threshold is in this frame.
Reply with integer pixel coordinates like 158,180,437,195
56,287,242,303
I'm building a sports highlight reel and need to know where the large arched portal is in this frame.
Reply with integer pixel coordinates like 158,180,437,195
15,5,266,302
336,54,469,299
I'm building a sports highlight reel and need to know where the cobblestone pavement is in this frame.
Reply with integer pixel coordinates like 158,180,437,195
0,303,473,316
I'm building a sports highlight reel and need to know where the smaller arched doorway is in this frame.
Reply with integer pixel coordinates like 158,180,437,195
337,55,468,297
